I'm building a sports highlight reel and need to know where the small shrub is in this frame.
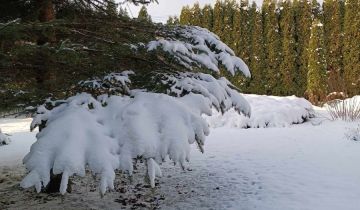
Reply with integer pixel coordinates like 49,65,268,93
326,97,360,121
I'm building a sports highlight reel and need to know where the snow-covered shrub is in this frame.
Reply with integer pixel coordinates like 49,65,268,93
21,25,252,195
205,94,314,128
326,96,360,121
0,128,11,146
21,92,212,194
148,26,250,77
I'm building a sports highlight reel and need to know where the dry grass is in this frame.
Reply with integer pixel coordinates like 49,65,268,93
326,97,360,121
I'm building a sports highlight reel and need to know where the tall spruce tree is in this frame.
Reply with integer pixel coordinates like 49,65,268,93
262,0,282,95
323,0,344,93
343,0,360,96
279,0,297,95
306,19,328,104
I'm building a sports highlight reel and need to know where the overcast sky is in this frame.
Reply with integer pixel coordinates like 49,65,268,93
124,0,264,23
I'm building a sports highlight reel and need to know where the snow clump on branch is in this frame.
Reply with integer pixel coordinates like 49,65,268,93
147,26,250,77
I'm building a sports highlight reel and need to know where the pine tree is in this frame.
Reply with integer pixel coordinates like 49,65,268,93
262,0,282,95
201,4,213,31
180,5,191,25
306,19,328,105
249,2,266,94
343,0,360,96
138,5,152,22
323,0,344,93
293,0,312,96
279,0,297,95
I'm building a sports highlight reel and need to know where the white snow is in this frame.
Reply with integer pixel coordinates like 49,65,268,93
0,118,36,166
21,92,212,194
0,129,11,146
164,72,251,116
205,94,314,128
1,104,360,209
147,26,250,77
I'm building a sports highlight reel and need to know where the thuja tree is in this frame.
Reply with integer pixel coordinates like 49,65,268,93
306,19,328,105
343,0,360,96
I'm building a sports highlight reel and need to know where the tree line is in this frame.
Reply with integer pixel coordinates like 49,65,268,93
173,0,360,103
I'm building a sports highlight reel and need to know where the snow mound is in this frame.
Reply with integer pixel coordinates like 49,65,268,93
205,94,314,128
147,26,250,77
163,72,251,116
21,92,211,195
0,128,11,146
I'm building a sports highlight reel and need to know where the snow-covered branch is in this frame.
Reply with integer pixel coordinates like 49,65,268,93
148,26,250,77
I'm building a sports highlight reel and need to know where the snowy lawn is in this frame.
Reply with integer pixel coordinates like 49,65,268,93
1,111,360,209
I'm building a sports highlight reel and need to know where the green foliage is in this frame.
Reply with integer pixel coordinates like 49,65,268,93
343,0,360,96
138,5,152,22
201,5,213,31
306,19,328,105
323,0,344,93
179,6,191,25
279,0,297,95
178,0,359,102
166,16,179,26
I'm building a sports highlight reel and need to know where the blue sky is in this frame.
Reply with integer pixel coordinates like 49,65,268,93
125,0,264,23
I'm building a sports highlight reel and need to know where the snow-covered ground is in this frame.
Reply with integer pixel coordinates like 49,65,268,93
1,106,360,209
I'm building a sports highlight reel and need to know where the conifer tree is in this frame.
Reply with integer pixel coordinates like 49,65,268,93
294,0,312,96
249,2,266,94
180,6,191,25
311,0,321,19
262,0,282,95
119,6,130,18
213,0,225,39
138,5,152,22
201,4,214,31
166,16,179,25
343,0,360,96
106,0,118,17
232,4,242,51
323,0,344,93
222,0,236,44
279,0,297,95
191,2,202,26
306,19,328,105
